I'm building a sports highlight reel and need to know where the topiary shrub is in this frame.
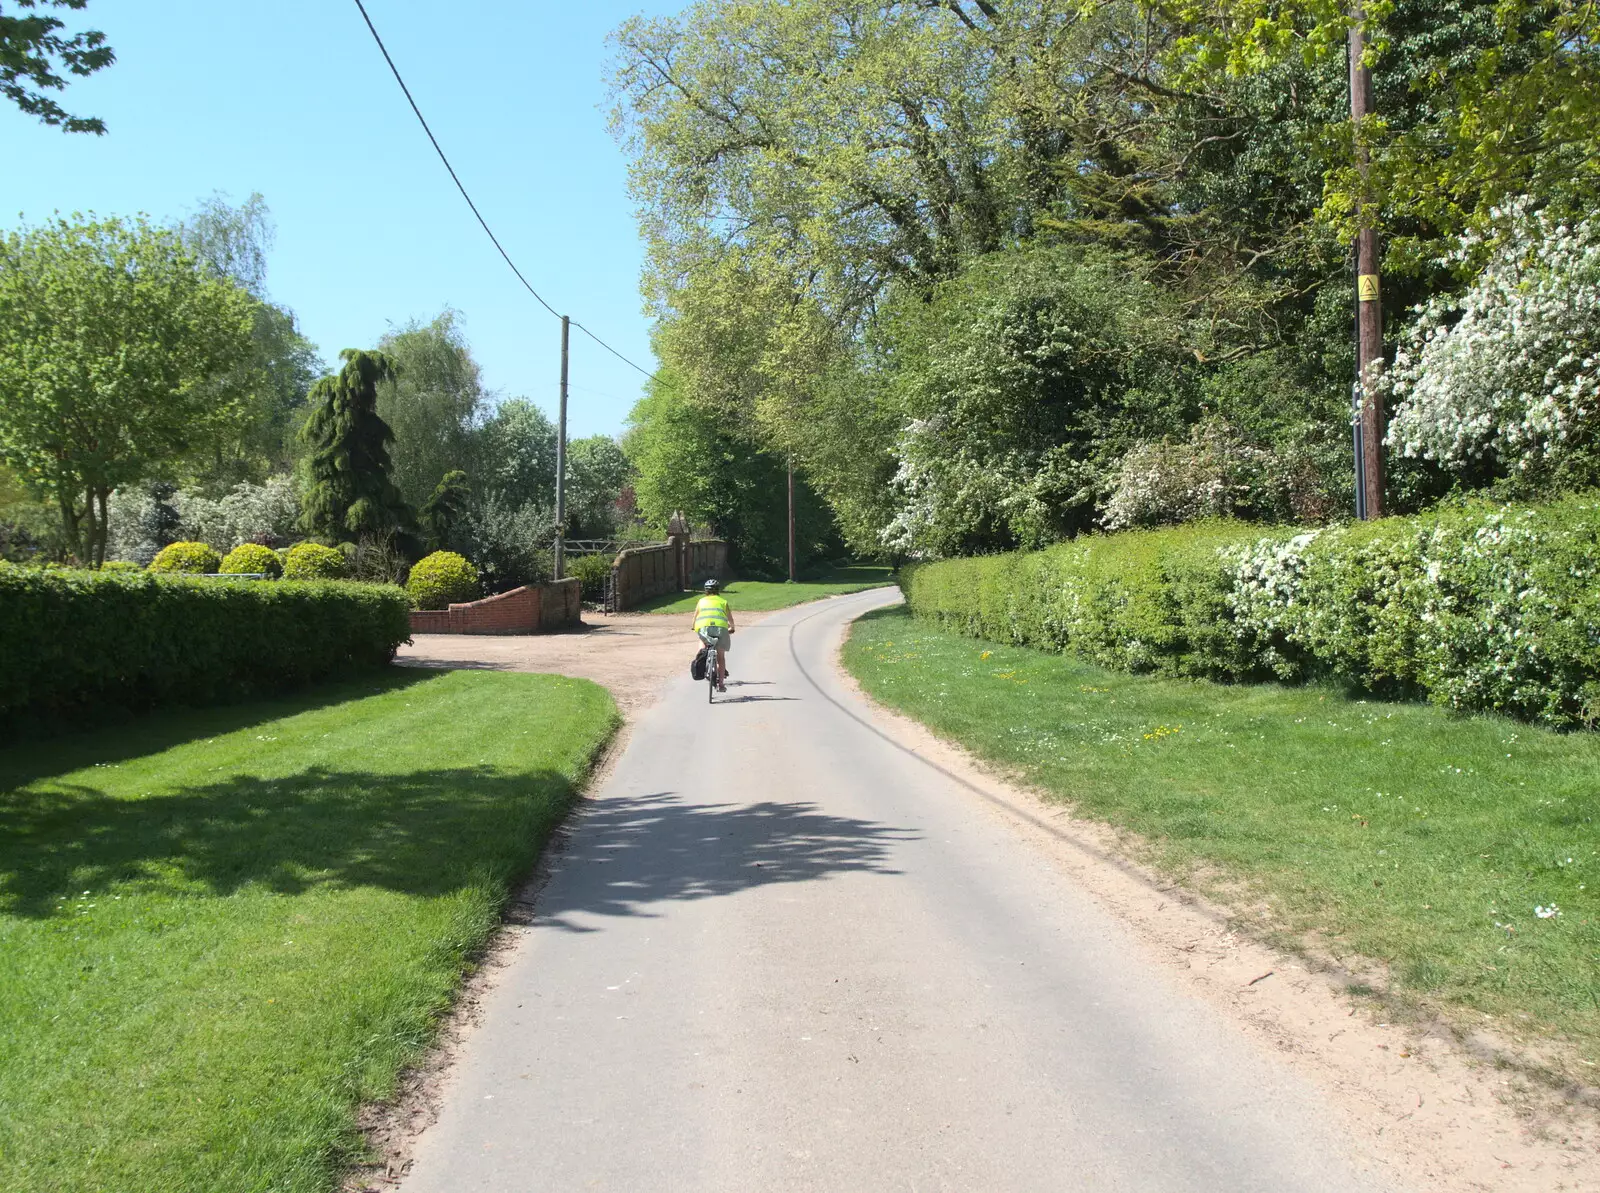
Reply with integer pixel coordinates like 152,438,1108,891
568,553,612,602
282,542,348,581
219,543,283,578
406,551,480,610
148,541,221,574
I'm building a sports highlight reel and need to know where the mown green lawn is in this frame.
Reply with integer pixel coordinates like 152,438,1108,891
0,668,617,1193
635,564,894,614
845,606,1600,1069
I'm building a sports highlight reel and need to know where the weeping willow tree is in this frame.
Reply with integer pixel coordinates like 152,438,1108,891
297,349,417,548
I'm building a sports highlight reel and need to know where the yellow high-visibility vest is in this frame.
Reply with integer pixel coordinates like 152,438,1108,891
693,594,732,632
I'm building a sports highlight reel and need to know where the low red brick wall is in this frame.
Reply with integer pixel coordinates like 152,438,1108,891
408,579,581,636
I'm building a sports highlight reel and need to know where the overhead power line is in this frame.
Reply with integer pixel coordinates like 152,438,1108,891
570,319,656,379
350,0,660,383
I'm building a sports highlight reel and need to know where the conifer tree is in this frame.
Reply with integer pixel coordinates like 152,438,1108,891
297,349,417,547
420,469,471,551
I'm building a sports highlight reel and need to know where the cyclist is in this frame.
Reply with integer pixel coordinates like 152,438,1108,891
692,578,735,692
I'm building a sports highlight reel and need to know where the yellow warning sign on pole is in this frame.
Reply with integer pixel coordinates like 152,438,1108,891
1358,273,1380,302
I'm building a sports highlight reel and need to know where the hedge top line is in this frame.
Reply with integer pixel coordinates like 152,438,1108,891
900,492,1600,730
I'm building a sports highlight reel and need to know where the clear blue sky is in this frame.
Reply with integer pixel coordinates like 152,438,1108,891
1,0,679,439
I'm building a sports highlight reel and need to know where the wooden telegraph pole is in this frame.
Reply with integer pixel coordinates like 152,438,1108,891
554,315,569,579
1349,4,1385,518
787,458,796,582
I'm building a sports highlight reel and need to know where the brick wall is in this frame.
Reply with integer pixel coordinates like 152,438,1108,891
611,539,731,611
408,579,581,636
686,539,731,588
611,543,678,611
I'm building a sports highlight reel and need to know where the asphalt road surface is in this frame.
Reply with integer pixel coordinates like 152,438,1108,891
400,588,1400,1193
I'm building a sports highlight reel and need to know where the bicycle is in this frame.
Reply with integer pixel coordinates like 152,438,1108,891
699,637,719,702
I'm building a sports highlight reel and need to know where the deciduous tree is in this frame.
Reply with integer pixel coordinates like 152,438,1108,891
175,193,321,489
0,214,255,565
377,310,485,512
1,0,114,133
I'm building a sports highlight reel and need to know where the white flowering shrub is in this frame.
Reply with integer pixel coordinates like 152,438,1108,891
1103,421,1279,530
880,418,1098,558
1226,501,1600,723
106,475,301,562
175,475,300,550
905,493,1600,728
879,417,973,560
1386,207,1600,476
105,486,158,564
1224,531,1321,679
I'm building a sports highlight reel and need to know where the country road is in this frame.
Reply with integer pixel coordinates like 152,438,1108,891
399,587,1400,1192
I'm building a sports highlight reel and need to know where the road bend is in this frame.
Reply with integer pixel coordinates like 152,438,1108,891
400,587,1399,1193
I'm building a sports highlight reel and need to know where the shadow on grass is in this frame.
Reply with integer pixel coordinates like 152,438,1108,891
0,762,577,919
0,668,438,794
533,790,916,932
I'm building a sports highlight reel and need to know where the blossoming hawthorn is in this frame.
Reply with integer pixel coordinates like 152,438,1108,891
1386,205,1600,474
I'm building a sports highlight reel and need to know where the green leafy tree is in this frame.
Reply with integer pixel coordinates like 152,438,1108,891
477,397,556,507
297,349,417,549
564,435,631,539
612,0,1600,550
0,214,255,566
878,243,1194,556
0,462,61,560
1159,0,1600,261
450,398,559,587
625,371,840,576
174,193,322,488
377,310,486,512
1,0,114,133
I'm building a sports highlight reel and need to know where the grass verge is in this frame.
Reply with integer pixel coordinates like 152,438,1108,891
635,564,894,614
0,667,618,1193
844,606,1600,1070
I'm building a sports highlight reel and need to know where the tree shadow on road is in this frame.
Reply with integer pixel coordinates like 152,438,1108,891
533,791,916,931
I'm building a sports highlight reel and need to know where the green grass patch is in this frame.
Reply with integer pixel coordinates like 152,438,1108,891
0,668,618,1193
636,563,894,613
845,606,1600,1062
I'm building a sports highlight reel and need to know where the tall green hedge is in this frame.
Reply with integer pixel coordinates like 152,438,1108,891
901,494,1600,728
0,568,411,730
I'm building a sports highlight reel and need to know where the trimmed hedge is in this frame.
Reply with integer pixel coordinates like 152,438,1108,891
406,551,479,611
149,541,221,574
902,494,1600,728
220,543,283,577
0,568,411,729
